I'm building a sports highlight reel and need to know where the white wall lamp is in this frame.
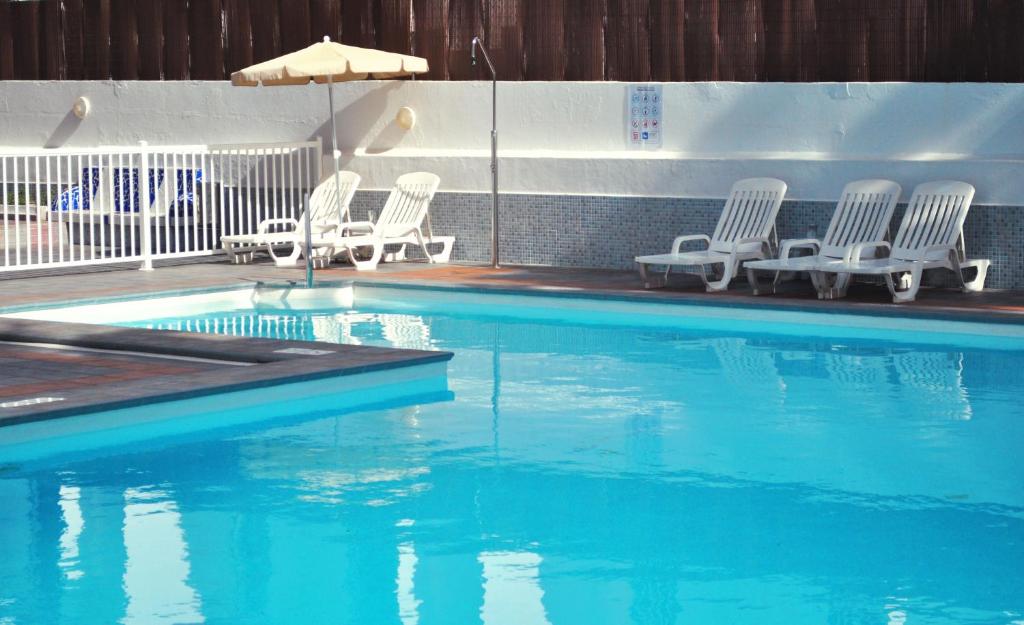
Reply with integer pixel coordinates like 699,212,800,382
72,96,91,119
396,106,416,130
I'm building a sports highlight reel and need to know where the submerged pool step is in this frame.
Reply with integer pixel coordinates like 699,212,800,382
0,317,453,427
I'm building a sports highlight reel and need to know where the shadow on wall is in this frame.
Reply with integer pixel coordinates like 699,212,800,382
312,81,407,169
45,109,83,148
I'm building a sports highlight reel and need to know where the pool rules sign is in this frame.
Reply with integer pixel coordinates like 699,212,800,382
627,84,663,148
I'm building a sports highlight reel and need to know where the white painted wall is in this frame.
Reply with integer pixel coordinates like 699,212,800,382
2,80,1023,204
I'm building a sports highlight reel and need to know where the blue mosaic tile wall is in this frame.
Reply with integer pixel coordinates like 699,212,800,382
349,191,1024,290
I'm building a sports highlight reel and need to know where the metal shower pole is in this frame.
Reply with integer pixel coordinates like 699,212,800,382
471,36,499,269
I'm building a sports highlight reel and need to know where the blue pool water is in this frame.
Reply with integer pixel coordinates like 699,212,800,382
2,291,1023,625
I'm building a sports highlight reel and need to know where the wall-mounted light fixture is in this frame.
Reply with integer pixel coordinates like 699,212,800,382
396,106,416,130
72,96,91,119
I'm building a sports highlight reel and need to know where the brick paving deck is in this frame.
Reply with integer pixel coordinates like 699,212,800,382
3,256,1024,319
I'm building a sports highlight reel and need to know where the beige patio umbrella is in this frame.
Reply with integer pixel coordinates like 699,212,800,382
231,36,428,226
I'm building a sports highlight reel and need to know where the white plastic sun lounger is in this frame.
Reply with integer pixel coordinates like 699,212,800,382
308,171,449,271
744,179,901,298
811,180,990,303
220,171,360,266
635,177,787,291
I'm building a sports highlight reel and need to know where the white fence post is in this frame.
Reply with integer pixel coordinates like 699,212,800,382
138,140,154,271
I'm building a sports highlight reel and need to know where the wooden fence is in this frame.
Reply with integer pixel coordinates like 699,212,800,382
1,0,1023,82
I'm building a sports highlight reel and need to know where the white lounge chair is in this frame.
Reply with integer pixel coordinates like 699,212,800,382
309,172,452,271
744,179,901,298
635,178,788,291
811,180,990,303
220,171,360,266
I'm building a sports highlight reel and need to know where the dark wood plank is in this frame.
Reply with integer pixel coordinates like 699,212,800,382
0,2,14,80
606,0,651,81
718,0,764,80
412,0,449,78
764,0,795,80
901,0,927,80
310,0,343,43
110,0,140,79
523,0,566,80
446,0,484,79
484,0,524,80
223,0,254,74
250,0,281,63
136,0,165,79
650,0,685,81
189,0,225,79
340,0,377,49
40,0,65,79
163,0,189,78
280,0,313,53
379,0,413,54
815,0,844,81
61,0,86,79
564,0,605,80
13,1,41,79
839,0,869,81
684,0,719,80
84,0,112,79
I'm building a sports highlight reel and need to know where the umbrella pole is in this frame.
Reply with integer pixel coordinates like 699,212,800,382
327,75,346,226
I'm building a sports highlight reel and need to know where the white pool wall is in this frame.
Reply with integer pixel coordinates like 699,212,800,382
2,80,1024,205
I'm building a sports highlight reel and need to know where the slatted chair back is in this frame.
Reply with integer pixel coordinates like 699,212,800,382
307,170,361,228
374,172,441,238
819,179,901,258
891,181,975,262
709,178,788,254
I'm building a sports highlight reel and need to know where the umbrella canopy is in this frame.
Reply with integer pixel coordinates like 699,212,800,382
231,38,428,86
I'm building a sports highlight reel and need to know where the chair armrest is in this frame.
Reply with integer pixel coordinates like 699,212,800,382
257,218,299,234
779,238,820,258
924,243,958,261
730,237,771,254
340,221,376,237
671,234,710,254
843,241,890,264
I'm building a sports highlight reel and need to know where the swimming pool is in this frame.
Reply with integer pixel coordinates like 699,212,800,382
2,284,1023,624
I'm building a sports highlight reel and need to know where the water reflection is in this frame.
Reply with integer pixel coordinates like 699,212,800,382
2,308,1022,624
121,488,203,625
57,485,84,581
479,551,551,625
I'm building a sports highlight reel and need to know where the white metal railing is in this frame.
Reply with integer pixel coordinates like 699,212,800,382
0,139,322,272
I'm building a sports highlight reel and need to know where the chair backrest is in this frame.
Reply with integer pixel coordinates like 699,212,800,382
891,180,975,262
374,172,441,238
709,178,788,254
307,170,361,227
818,179,901,258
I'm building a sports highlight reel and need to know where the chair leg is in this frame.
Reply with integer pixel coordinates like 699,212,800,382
811,271,851,300
427,237,455,263
957,259,990,293
700,262,732,292
268,241,301,267
383,244,408,263
414,229,434,264
885,267,923,303
638,263,666,289
745,267,776,296
351,243,383,271
223,241,253,265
